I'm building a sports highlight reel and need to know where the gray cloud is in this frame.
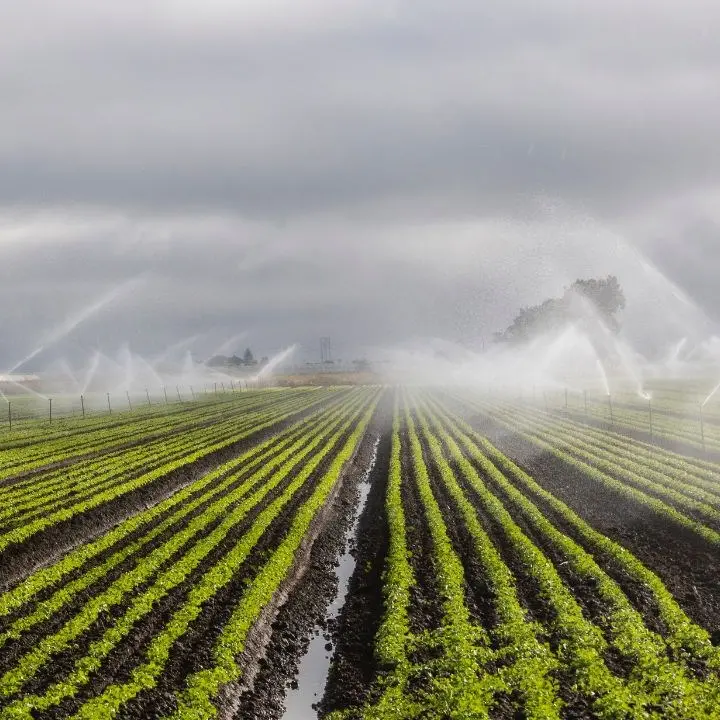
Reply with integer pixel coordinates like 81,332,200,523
1,1,719,367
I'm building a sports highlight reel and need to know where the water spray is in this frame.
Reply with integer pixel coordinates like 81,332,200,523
702,378,720,409
8,276,146,375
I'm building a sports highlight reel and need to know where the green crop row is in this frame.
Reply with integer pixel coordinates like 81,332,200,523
0,390,377,716
435,398,720,676
426,396,720,718
0,389,323,492
70,391,380,720
0,390,321,527
0,389,321,482
0,388,340,555
455,395,720,548
0,389,366,652
492,398,720,491
472,399,720,527
413,404,561,720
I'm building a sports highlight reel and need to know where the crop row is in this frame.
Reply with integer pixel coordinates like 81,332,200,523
0,388,379,718
0,389,344,557
470,398,720,517
0,388,332,528
456,394,720,547
336,390,720,719
0,389,322,481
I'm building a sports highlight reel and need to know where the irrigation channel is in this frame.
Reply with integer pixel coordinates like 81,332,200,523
0,386,719,719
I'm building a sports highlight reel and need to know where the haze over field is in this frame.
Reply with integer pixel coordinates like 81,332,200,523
1,1,719,369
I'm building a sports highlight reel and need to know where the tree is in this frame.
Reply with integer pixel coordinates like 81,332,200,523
243,348,256,365
495,275,625,344
567,276,625,332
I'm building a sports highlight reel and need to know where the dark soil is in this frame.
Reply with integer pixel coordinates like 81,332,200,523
398,424,444,636
0,397,348,637
414,421,498,633
465,412,720,643
319,404,392,716
233,399,389,720
0,390,342,590
24,397,367,718
0,391,298,490
559,408,720,465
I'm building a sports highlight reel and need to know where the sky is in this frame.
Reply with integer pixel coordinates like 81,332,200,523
1,0,720,368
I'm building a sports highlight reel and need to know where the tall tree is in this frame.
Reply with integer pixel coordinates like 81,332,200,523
495,275,625,344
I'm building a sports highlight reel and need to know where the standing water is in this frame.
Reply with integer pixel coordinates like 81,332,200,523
282,437,380,719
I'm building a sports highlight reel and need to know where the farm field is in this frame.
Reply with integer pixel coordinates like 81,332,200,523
1,386,719,719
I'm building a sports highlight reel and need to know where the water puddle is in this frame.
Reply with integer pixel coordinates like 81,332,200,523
282,436,380,719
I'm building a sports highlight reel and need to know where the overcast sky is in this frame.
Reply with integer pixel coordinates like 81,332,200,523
1,0,720,368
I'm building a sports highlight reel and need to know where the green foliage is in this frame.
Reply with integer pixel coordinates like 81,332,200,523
495,275,625,343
